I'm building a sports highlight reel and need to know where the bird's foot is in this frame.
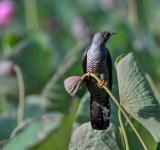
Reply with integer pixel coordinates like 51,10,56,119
98,80,105,88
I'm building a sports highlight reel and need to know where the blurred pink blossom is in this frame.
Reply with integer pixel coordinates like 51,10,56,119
0,0,15,27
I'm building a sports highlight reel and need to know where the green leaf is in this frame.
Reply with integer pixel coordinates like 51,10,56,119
0,116,16,140
24,95,46,118
12,36,53,92
116,52,160,142
145,73,160,104
114,54,125,66
3,114,62,150
29,100,79,150
69,122,120,150
125,117,158,150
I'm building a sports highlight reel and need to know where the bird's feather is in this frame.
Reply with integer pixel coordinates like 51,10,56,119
82,46,112,130
64,76,82,96
82,47,88,73
106,48,112,90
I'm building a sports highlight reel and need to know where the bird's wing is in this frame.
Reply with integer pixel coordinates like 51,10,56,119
106,49,112,90
82,47,88,73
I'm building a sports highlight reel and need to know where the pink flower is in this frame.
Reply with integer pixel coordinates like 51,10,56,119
0,0,15,27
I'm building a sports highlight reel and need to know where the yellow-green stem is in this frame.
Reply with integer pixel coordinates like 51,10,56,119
83,73,148,150
118,109,130,150
14,65,25,125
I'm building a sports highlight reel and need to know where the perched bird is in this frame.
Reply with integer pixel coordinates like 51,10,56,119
64,31,114,130
82,31,114,130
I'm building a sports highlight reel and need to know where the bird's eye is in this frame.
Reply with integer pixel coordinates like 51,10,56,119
100,33,105,38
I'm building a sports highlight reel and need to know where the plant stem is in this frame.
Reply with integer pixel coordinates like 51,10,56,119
84,73,148,150
118,127,126,150
118,109,130,150
24,0,39,32
14,65,25,125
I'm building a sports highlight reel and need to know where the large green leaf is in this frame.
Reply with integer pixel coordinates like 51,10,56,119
3,114,62,150
69,122,120,150
125,117,158,150
29,100,79,150
116,52,160,142
118,110,158,150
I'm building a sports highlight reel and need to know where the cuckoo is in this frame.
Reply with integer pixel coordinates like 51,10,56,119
64,31,114,130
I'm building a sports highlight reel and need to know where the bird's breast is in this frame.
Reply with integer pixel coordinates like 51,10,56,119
86,57,106,73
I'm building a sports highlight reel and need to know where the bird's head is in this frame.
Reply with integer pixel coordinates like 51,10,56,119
92,31,116,46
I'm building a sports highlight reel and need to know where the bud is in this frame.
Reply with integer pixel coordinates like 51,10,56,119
0,60,14,76
43,17,61,32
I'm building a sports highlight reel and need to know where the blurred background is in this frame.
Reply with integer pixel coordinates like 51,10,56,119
0,0,160,149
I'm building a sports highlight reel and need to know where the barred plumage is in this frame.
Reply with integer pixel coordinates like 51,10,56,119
87,57,106,73
82,31,113,130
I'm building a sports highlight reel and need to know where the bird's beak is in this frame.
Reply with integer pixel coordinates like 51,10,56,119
101,31,117,39
110,32,117,36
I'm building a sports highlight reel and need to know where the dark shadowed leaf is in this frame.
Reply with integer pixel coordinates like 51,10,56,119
145,73,160,104
73,92,90,130
69,122,120,150
0,116,17,140
116,52,160,142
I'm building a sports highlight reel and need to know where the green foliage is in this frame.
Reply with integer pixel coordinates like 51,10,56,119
30,101,79,150
41,41,87,112
0,116,17,140
69,122,120,150
116,53,160,142
0,0,160,149
12,34,53,92
0,76,18,96
146,74,160,104
125,118,158,150
3,114,62,150
73,92,90,129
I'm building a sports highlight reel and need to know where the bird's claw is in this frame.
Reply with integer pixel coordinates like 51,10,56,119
98,80,105,88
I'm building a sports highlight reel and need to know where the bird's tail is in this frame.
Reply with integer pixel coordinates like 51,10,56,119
64,76,83,96
90,100,110,130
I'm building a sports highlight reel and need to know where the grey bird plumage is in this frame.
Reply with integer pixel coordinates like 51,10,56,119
82,31,113,130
